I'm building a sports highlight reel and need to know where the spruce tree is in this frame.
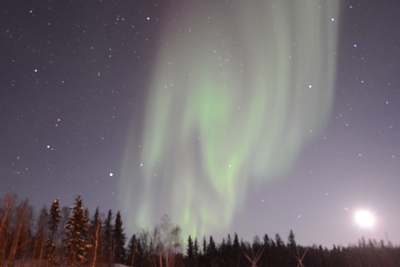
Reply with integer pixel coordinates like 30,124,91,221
186,235,194,266
113,211,126,264
193,237,199,260
225,234,234,266
126,234,137,267
199,236,207,266
65,195,91,267
46,199,61,265
202,236,207,256
233,233,241,266
275,233,284,265
89,207,101,267
208,235,217,266
102,209,114,264
288,229,296,250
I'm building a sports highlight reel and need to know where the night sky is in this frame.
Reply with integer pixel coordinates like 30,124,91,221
1,0,400,248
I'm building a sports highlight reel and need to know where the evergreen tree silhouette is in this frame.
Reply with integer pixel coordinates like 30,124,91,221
65,195,90,267
186,235,195,266
113,211,126,263
46,199,61,266
89,207,101,267
102,209,114,265
126,234,137,266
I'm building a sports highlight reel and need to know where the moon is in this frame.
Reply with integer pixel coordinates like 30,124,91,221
355,210,375,228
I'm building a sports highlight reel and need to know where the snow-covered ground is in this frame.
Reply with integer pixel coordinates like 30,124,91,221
8,261,130,267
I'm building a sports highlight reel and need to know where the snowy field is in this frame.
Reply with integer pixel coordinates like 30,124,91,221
8,261,130,267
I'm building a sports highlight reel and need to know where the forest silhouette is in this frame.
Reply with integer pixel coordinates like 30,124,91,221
1,191,399,267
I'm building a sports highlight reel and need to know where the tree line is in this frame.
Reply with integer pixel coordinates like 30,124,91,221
1,191,400,267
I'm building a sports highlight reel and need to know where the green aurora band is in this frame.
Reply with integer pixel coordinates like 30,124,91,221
120,0,340,237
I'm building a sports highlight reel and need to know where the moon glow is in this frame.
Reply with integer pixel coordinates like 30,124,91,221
355,210,375,228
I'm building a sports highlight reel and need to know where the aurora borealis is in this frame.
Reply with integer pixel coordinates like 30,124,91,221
120,0,340,238
2,0,400,247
